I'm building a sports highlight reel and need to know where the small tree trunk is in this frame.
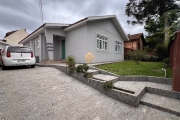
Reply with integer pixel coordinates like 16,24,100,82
164,17,169,47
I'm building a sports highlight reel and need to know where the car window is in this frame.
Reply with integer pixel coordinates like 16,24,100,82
7,46,32,53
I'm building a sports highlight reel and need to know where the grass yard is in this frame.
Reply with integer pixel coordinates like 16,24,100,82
96,61,173,78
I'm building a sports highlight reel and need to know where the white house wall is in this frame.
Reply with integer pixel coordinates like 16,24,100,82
66,25,88,63
87,19,124,63
89,19,122,38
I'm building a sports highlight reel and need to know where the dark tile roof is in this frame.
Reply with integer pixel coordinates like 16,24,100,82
5,30,18,38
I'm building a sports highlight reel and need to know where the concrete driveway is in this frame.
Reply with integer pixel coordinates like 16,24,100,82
0,67,179,120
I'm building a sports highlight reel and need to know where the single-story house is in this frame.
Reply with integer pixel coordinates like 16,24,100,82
19,15,129,63
124,33,145,50
0,40,12,51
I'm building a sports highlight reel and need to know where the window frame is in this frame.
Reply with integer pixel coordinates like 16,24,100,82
36,39,39,49
115,40,122,54
96,33,109,52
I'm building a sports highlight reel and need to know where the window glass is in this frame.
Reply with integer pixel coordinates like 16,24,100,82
115,41,122,53
96,34,108,51
7,46,32,53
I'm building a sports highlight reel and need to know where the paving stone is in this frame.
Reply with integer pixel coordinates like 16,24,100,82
93,74,119,82
87,69,99,73
140,93,180,116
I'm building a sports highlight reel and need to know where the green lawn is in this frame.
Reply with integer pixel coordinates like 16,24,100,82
96,61,173,78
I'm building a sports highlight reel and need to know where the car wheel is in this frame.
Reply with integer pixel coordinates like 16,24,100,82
31,65,35,68
2,64,6,70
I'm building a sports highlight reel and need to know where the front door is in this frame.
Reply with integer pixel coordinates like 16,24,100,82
61,40,65,59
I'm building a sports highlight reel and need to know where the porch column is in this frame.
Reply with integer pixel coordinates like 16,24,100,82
38,34,43,62
46,42,54,60
45,29,54,60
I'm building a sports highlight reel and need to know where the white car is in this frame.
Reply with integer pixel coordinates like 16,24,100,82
0,46,36,70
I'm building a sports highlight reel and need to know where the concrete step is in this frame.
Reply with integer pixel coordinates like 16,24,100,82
93,74,119,82
140,93,180,116
87,69,100,75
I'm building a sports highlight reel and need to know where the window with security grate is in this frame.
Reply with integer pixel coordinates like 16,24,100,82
96,34,108,51
115,41,122,53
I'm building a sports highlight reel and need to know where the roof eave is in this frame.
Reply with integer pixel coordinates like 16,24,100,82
64,20,88,31
19,27,44,44
112,17,129,41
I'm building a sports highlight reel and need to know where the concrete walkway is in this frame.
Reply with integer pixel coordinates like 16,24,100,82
141,93,180,116
114,81,172,95
0,67,179,119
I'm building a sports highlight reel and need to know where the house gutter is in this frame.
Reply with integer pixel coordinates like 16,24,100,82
19,23,46,44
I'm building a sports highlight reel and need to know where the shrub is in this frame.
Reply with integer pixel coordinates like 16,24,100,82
83,63,89,72
66,56,75,67
103,81,114,90
144,46,153,52
127,50,145,64
155,44,168,61
76,65,83,73
163,57,170,66
127,50,159,63
142,54,159,62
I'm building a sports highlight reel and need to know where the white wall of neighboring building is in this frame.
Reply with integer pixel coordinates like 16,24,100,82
4,28,29,46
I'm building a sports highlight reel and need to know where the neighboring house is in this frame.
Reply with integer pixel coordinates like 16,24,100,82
19,15,129,63
124,33,145,50
4,28,29,46
169,31,180,92
0,41,12,51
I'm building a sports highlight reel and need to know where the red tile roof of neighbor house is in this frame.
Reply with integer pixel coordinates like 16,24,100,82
5,30,18,38
128,33,143,40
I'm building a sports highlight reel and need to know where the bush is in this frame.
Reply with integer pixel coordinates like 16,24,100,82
76,63,89,73
67,56,75,67
103,81,114,90
76,65,83,73
155,44,168,61
142,54,159,62
127,50,159,63
163,57,170,66
127,50,145,64
83,63,89,72
144,46,153,52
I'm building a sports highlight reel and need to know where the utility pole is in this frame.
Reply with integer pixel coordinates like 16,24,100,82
39,0,43,24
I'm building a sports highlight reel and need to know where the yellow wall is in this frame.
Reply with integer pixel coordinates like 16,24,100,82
4,28,29,46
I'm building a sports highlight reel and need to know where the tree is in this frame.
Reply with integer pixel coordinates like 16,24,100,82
125,0,179,25
163,9,180,47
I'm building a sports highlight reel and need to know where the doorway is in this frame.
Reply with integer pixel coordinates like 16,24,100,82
61,40,65,59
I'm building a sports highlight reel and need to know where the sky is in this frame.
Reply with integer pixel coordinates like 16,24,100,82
0,0,146,39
